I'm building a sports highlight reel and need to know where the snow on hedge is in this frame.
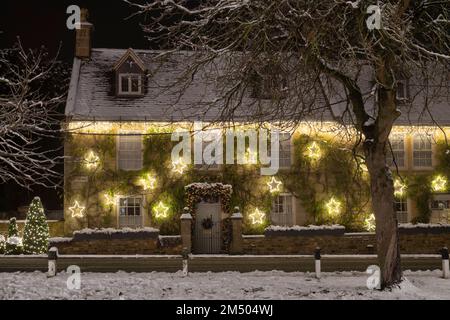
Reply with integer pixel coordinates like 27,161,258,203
184,182,232,190
266,225,345,232
399,223,450,229
49,237,73,244
73,227,159,236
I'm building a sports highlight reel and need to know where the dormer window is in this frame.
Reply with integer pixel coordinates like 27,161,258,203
119,74,142,95
113,48,147,97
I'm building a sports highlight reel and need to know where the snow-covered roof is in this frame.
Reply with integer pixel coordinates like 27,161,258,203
65,48,336,122
66,48,450,125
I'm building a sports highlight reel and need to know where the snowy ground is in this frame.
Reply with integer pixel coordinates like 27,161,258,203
0,270,449,300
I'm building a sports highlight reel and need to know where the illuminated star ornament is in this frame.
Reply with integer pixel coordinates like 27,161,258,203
104,194,116,206
69,201,85,218
325,197,342,217
84,151,100,170
267,177,282,193
394,179,406,197
140,174,156,190
154,201,169,219
172,159,187,174
249,208,265,225
365,214,376,232
431,175,447,192
306,142,321,160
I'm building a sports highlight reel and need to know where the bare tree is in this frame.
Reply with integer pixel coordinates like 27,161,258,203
0,41,68,189
127,0,450,288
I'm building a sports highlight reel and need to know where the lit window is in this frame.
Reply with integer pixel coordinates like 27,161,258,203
118,197,142,228
118,134,143,171
118,74,142,95
387,134,405,168
394,197,408,223
271,194,293,226
279,133,292,168
413,134,432,168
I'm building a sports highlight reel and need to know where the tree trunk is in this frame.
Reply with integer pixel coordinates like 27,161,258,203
365,143,402,288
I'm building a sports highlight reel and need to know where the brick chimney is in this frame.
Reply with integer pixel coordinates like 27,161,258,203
75,8,93,59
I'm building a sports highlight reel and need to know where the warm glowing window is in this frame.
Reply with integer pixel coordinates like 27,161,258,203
118,197,142,228
387,134,405,168
394,197,408,223
118,134,143,171
413,134,432,168
271,194,293,226
279,133,292,168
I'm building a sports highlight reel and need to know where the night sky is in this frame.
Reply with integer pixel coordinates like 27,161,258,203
0,0,151,212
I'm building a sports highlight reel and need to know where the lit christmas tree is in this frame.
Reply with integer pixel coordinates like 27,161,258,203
22,197,49,254
8,217,19,237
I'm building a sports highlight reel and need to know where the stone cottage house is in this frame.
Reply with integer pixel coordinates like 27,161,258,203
64,11,450,251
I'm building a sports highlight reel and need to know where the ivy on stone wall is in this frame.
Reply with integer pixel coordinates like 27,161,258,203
66,128,450,234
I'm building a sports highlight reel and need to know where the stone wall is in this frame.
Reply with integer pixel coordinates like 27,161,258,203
243,226,450,255
49,229,182,255
0,220,64,237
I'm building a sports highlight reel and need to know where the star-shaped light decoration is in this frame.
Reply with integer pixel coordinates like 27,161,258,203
394,179,406,197
365,214,376,232
267,177,282,193
172,159,188,174
104,193,116,206
432,175,447,192
140,174,156,191
306,142,321,160
69,201,85,218
153,201,169,219
84,151,100,170
325,197,342,217
249,208,265,225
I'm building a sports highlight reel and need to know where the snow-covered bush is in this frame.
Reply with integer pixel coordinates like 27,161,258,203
5,236,23,255
0,235,5,254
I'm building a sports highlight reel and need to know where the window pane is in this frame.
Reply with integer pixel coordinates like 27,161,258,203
387,135,405,167
118,135,142,170
121,76,129,92
413,135,432,167
131,76,140,92
271,194,293,226
279,133,291,167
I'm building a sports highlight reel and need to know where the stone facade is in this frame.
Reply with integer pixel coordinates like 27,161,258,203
243,229,450,255
50,231,181,255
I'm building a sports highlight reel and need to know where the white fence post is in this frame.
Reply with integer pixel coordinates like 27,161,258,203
314,247,321,279
47,247,58,278
442,247,449,279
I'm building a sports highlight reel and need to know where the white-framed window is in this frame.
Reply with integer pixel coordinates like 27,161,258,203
394,197,408,223
396,78,409,100
117,134,143,171
279,132,292,168
118,74,142,95
387,134,405,168
118,196,143,228
271,193,294,226
413,134,433,168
